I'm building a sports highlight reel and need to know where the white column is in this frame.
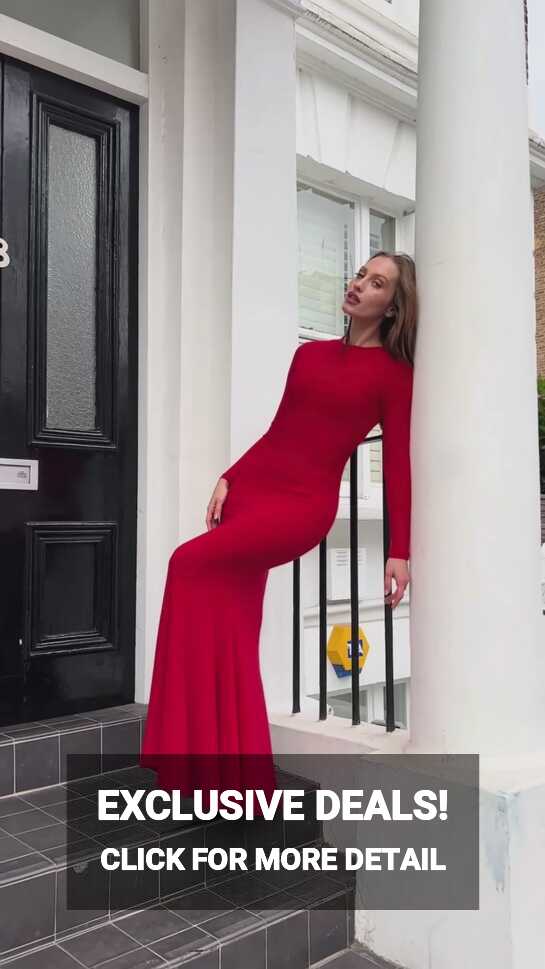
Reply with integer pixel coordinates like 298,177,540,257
138,0,301,713
136,0,185,702
138,0,239,699
357,9,545,968
408,0,545,757
229,0,301,715
177,0,236,540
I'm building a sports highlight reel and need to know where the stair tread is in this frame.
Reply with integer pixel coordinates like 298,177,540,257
0,707,354,969
0,874,353,967
0,765,343,873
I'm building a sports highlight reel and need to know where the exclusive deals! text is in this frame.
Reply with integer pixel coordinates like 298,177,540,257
96,787,449,873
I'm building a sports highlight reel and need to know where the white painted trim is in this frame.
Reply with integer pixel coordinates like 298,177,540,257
355,196,370,263
296,30,417,124
263,0,305,15
0,13,148,104
297,168,362,204
301,0,419,54
270,710,410,753
297,18,545,186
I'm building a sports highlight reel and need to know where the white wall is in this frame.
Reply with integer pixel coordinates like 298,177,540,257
296,67,416,208
384,0,419,33
308,0,420,40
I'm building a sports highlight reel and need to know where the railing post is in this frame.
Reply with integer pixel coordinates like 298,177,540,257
382,453,396,731
290,430,397,732
349,447,360,724
318,537,328,719
292,557,300,714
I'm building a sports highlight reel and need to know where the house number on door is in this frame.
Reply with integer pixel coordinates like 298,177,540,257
0,238,10,268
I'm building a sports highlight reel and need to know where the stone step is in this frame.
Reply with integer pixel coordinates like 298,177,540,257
0,703,356,967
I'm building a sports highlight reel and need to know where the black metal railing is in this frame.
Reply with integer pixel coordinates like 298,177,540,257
292,430,398,730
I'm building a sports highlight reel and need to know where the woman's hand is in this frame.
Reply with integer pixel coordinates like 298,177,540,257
384,557,409,609
206,477,230,530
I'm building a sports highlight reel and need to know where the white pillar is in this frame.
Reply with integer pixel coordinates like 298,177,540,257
137,0,301,710
229,0,301,715
409,0,545,757
357,4,545,967
138,0,241,698
136,0,186,702
139,0,301,712
177,0,236,541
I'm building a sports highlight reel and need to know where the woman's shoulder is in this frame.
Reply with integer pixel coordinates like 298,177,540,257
295,337,324,351
294,337,413,375
293,337,333,361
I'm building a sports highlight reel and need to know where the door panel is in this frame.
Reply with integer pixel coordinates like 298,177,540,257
0,57,138,724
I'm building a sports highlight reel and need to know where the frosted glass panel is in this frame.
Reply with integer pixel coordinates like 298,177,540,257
46,125,97,431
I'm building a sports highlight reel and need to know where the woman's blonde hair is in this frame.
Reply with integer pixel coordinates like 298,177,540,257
345,250,417,365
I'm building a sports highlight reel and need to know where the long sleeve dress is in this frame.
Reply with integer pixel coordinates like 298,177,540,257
140,336,413,814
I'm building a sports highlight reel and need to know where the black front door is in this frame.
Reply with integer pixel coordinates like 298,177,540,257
0,57,139,724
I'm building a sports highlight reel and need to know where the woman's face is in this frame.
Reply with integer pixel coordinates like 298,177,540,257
342,255,399,322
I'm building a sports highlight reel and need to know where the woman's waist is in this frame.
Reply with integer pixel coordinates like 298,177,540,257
234,438,342,489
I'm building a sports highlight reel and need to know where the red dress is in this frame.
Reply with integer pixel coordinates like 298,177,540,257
140,337,413,813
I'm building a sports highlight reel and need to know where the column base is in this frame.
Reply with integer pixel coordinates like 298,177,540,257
355,752,545,968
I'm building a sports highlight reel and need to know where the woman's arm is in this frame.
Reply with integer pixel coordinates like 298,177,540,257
220,342,304,484
380,362,414,560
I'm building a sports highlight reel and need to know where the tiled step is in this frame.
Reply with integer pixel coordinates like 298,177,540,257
0,703,148,797
0,860,354,968
0,703,356,968
313,948,397,969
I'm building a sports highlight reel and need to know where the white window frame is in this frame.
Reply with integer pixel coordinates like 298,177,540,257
296,175,364,344
296,174,398,338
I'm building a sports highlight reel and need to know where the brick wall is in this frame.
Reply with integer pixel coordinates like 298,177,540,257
535,189,545,377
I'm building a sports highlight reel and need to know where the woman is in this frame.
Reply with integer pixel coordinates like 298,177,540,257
140,250,417,814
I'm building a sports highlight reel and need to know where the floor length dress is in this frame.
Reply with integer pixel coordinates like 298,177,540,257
140,336,413,813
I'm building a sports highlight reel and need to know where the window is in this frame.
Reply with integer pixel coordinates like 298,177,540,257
297,187,396,342
340,445,365,497
338,421,383,503
297,182,354,339
368,432,383,485
324,686,369,722
370,210,395,255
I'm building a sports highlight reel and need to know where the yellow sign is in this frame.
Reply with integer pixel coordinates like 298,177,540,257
327,624,370,678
